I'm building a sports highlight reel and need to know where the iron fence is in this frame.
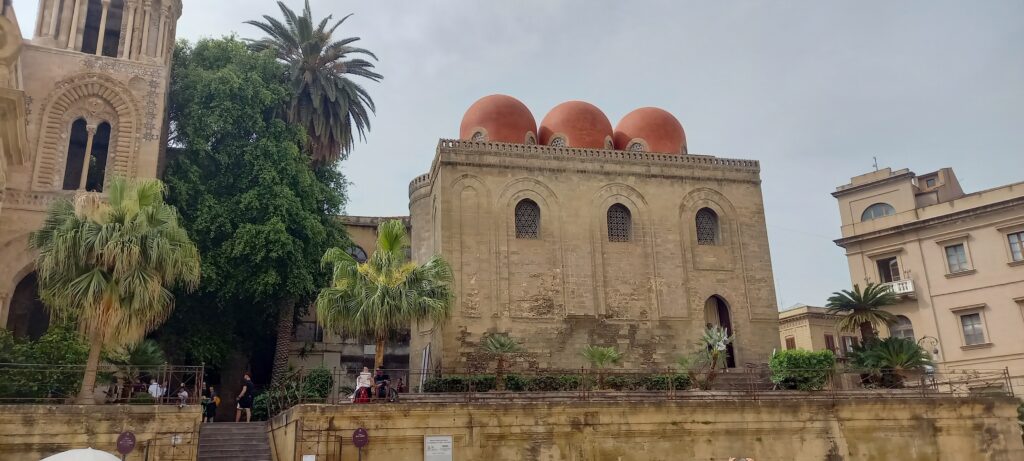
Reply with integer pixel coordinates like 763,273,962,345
260,365,1014,418
0,362,205,405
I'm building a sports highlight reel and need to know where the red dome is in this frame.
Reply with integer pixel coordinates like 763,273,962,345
460,95,537,144
538,101,613,149
613,107,687,154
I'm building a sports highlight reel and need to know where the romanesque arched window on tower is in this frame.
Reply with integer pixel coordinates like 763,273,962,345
607,204,632,242
62,120,111,192
81,0,125,57
696,208,720,245
514,199,540,239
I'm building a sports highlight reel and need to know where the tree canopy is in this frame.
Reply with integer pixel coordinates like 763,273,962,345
159,38,348,371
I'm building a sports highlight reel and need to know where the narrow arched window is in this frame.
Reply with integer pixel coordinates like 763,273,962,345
514,199,540,239
62,119,89,190
607,204,632,242
889,316,915,342
861,203,895,221
85,123,111,192
695,208,719,245
347,246,368,263
81,0,124,57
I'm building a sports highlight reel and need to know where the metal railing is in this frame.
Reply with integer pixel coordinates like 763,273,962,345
0,363,205,405
259,365,1013,418
883,279,915,295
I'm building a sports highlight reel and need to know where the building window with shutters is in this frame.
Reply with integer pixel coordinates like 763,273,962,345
824,334,837,354
785,336,796,350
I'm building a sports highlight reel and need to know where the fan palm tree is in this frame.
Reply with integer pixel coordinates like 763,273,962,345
826,283,898,344
582,345,623,389
30,178,200,404
105,339,166,400
483,334,522,391
246,0,382,165
316,220,453,369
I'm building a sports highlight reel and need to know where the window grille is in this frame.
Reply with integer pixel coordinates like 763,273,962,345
471,131,486,142
695,208,719,245
514,199,540,239
549,136,567,147
607,204,632,242
628,142,645,152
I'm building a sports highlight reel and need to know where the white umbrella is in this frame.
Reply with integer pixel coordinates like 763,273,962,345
40,448,121,461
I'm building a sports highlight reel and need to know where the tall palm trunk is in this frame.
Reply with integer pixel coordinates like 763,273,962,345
859,321,876,345
374,335,386,370
77,327,103,404
271,299,295,386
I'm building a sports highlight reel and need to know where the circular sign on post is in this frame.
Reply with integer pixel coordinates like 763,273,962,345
116,432,136,455
352,428,369,448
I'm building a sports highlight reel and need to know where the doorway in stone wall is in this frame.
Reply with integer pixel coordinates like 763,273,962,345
7,272,50,340
704,295,736,368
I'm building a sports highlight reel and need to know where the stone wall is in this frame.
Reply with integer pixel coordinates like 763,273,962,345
410,140,780,374
270,396,1024,461
0,404,201,461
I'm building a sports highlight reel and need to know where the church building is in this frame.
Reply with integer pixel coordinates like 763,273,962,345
0,0,181,338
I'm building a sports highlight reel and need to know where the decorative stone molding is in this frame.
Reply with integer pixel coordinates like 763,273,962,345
80,56,164,141
2,189,75,211
31,72,141,190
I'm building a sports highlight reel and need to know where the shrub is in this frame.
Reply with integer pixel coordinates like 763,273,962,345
301,367,334,400
0,327,89,401
422,375,495,393
769,349,836,391
638,374,691,391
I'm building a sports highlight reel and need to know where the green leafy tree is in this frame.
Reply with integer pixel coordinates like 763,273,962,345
246,0,382,165
316,220,454,369
105,339,166,400
161,38,348,385
826,283,898,344
29,178,200,403
0,327,89,401
581,345,623,389
483,334,523,391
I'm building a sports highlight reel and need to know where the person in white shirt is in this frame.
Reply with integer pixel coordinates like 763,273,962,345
351,367,373,402
148,380,164,400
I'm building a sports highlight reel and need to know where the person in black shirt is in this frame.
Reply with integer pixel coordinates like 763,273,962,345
235,373,254,422
373,369,390,399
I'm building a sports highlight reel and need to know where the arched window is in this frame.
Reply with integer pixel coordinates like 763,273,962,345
470,131,486,142
889,316,915,341
549,135,567,147
861,203,896,221
514,199,540,239
81,0,124,57
347,246,368,263
695,208,719,245
607,204,632,242
63,120,111,192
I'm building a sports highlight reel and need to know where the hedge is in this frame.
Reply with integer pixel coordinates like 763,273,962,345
421,373,691,392
769,349,836,391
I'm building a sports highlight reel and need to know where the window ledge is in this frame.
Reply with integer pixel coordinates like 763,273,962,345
1008,260,1024,267
945,269,977,279
960,342,993,351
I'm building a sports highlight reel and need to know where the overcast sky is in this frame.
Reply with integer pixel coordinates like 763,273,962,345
13,0,1024,309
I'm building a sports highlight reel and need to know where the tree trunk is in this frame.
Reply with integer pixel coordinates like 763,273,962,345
270,299,296,386
859,321,875,345
495,357,506,391
374,336,386,370
77,327,103,404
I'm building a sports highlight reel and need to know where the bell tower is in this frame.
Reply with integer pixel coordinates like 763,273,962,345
31,0,180,63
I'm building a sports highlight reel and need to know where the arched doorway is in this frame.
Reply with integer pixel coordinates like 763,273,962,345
704,295,736,368
7,272,50,340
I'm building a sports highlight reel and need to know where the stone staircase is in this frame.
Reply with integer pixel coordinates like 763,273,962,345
197,422,271,461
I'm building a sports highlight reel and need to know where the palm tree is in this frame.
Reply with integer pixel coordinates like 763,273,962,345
483,334,522,391
582,345,623,389
246,0,382,165
106,339,166,400
316,220,453,369
30,178,200,404
849,337,932,388
826,283,898,344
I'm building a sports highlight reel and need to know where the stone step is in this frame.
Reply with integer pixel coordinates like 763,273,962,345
196,447,271,456
197,422,271,461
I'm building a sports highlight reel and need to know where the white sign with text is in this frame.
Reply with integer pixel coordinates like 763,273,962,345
424,435,453,461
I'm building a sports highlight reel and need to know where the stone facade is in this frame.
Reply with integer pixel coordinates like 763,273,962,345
269,397,1024,461
0,0,181,336
834,167,1024,395
408,139,780,374
0,404,200,461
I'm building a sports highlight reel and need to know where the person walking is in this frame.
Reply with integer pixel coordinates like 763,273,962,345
235,373,254,422
202,386,220,422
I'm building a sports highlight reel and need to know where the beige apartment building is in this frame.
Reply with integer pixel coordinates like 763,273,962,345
778,304,863,359
833,167,1024,394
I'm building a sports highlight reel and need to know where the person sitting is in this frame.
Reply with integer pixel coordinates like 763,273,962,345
176,384,189,408
373,368,391,399
352,367,373,403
